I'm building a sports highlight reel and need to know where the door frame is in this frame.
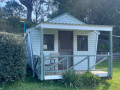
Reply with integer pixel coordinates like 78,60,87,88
58,30,73,69
58,30,73,53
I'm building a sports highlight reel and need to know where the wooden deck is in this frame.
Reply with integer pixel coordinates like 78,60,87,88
45,71,108,80
91,71,108,77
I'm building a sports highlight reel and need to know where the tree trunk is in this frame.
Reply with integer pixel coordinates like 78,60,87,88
27,8,32,22
36,11,38,24
19,0,33,22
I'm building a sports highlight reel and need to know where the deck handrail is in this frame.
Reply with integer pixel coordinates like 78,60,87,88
46,57,67,70
45,56,89,72
44,55,109,74
89,56,109,70
67,56,89,70
44,54,110,58
34,54,110,80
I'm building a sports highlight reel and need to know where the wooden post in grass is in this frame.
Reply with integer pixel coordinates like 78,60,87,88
108,31,113,78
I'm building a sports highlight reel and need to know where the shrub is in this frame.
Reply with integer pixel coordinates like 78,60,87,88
0,32,26,83
61,70,81,87
80,71,101,87
61,71,101,88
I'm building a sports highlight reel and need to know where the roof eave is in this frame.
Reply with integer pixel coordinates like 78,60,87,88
37,23,113,31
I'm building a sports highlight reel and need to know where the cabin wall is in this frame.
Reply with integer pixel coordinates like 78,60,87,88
26,33,33,69
44,29,58,55
30,29,58,56
73,31,98,70
30,30,40,56
44,30,58,67
30,29,58,69
29,29,98,70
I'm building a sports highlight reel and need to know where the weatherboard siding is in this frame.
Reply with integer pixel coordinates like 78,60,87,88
73,31,98,70
26,33,33,69
30,29,58,55
30,30,40,56
30,29,98,70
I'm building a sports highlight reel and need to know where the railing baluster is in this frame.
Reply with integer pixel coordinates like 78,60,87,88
44,55,109,76
68,56,89,70
47,57,67,70
89,56,108,70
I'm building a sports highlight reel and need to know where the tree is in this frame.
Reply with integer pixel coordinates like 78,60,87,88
49,0,89,22
51,0,120,25
19,0,33,22
3,1,25,18
33,0,55,23
20,0,56,23
0,7,5,18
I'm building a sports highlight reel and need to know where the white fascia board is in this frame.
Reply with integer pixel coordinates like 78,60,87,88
39,23,113,31
36,23,41,29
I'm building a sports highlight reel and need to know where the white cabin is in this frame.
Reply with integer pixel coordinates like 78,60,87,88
24,13,113,80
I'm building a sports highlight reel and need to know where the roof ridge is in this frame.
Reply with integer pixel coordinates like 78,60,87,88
63,13,85,24
46,13,85,25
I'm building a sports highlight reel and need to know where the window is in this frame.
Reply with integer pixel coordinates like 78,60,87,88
44,34,54,51
77,35,88,51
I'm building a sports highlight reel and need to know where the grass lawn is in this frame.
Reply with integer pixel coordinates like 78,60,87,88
0,61,120,90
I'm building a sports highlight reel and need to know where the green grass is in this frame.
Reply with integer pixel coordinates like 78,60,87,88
0,61,120,90
97,61,120,90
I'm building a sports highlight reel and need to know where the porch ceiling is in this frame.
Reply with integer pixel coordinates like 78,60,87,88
36,23,113,31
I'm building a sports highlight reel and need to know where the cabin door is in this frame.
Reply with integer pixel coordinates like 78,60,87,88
58,31,73,70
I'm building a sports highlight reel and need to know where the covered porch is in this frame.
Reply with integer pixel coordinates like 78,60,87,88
33,22,113,80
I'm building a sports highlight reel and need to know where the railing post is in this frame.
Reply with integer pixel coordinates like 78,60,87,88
88,56,90,71
40,27,44,80
43,55,45,79
67,57,69,71
108,31,113,78
37,56,41,79
33,56,35,77
33,55,36,77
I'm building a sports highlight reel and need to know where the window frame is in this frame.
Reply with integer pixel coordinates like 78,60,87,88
44,34,54,51
77,35,88,51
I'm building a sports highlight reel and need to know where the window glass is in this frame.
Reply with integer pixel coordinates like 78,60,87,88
44,34,54,51
77,35,88,51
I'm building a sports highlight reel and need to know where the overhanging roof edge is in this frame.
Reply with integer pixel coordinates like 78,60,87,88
39,23,113,31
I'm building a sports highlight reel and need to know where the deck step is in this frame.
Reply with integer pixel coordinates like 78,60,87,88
45,75,62,80
91,71,108,77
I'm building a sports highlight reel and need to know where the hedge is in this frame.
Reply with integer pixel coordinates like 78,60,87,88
0,32,26,83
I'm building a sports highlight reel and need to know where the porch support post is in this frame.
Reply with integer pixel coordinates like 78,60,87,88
108,31,113,78
40,27,44,80
88,56,90,71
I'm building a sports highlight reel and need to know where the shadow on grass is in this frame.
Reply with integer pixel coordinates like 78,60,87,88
101,81,111,90
25,66,64,88
24,66,40,83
